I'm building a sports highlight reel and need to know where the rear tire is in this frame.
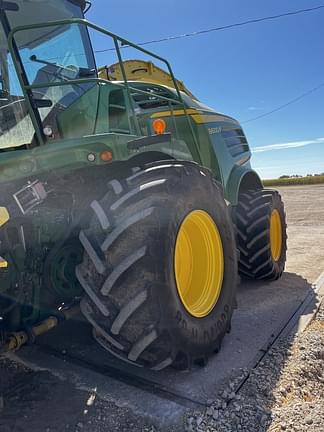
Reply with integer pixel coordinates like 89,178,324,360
76,161,237,370
236,189,287,280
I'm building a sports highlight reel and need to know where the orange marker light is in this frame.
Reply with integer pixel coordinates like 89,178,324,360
100,150,113,162
152,118,166,135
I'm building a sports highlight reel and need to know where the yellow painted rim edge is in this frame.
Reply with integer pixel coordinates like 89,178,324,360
174,210,224,318
270,209,283,261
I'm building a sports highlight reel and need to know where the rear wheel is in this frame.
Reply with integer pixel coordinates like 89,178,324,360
236,189,287,280
76,161,237,370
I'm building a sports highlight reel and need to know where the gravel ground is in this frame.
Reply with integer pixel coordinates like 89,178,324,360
185,300,324,432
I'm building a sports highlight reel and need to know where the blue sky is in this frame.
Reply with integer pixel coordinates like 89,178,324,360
87,0,324,179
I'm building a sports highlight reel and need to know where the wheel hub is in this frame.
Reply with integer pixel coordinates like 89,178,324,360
47,240,84,301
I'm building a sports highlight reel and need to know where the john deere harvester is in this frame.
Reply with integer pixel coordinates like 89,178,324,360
0,0,287,370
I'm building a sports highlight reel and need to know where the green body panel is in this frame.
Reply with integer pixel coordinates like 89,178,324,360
0,108,258,205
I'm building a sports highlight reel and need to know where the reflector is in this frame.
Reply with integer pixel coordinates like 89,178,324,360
152,118,166,135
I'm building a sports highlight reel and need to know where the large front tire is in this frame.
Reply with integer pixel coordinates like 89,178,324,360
76,161,237,370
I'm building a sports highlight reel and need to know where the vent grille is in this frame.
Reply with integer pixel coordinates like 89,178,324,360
130,85,178,110
222,128,249,157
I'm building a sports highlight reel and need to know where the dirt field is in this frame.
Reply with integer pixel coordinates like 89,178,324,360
1,184,323,432
276,184,324,282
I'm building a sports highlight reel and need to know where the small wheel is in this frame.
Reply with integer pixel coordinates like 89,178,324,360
236,189,287,280
76,161,238,370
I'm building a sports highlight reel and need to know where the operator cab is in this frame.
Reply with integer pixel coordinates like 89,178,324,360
0,1,202,155
0,0,95,150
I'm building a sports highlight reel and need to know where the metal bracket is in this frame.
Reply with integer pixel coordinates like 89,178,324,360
13,180,48,215
0,256,8,268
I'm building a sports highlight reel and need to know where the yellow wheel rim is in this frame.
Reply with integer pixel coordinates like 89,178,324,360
270,209,282,261
174,210,224,318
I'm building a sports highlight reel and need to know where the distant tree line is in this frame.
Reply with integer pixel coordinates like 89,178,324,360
264,174,324,187
279,173,324,179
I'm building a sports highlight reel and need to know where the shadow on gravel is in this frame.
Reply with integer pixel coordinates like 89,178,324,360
0,358,97,432
0,357,155,432
0,272,319,432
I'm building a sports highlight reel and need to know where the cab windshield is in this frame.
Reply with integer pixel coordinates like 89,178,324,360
0,0,95,150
